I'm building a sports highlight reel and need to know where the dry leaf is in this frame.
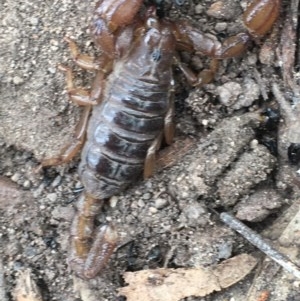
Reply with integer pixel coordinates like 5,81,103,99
13,270,43,301
118,254,257,301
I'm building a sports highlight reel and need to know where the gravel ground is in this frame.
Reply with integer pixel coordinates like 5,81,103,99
1,0,300,300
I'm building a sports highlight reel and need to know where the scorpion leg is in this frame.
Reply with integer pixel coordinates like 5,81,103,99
69,193,118,279
144,82,176,178
174,0,280,59
41,57,113,167
58,65,109,106
91,0,144,56
175,56,219,87
64,37,114,76
144,72,178,178
144,133,163,179
164,83,175,144
41,63,111,167
41,106,91,167
64,37,102,71
58,37,114,106
243,0,280,37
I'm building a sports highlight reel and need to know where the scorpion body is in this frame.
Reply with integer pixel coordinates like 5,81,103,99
79,22,175,199
41,0,281,279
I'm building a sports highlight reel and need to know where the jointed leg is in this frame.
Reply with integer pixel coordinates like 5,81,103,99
58,65,107,106
143,85,176,178
144,133,163,179
40,66,103,167
164,84,175,144
173,0,280,60
58,37,114,106
41,38,114,167
41,106,91,167
64,37,112,72
175,56,219,87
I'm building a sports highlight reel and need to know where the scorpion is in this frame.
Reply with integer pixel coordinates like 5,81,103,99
41,0,280,279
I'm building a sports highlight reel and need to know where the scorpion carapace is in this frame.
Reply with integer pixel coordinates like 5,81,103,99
41,0,280,279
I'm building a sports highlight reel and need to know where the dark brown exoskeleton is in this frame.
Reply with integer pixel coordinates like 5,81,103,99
41,0,280,278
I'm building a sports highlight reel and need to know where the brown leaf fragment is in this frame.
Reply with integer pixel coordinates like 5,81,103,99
118,254,257,301
213,253,258,288
13,270,43,301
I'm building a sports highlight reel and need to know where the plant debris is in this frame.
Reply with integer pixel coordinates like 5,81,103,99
13,270,43,301
118,254,258,301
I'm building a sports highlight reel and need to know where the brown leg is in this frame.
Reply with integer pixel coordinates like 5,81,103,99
164,83,175,145
175,56,219,87
174,1,280,59
196,59,219,86
143,84,175,178
58,65,107,106
40,40,113,167
41,106,91,167
59,37,114,106
143,133,163,179
69,193,118,279
64,37,112,72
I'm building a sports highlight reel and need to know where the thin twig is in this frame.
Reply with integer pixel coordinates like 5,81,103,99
220,212,300,279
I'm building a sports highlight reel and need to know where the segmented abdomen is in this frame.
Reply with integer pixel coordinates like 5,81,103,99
79,66,171,199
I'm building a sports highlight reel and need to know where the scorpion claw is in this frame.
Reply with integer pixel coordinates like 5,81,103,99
243,0,280,37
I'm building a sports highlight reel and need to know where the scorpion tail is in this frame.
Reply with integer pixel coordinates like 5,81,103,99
69,193,118,279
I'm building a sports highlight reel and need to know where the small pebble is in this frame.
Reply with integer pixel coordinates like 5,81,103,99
202,119,208,126
33,182,46,198
11,173,21,182
154,198,169,209
149,207,158,214
23,180,31,189
207,1,225,18
142,192,152,200
29,17,39,25
47,193,57,202
194,4,204,14
130,201,138,209
51,175,62,187
45,270,56,280
181,204,208,227
48,67,56,74
109,196,118,208
250,139,259,149
13,76,24,85
217,242,233,259
138,198,145,207
215,22,227,32
24,246,38,258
